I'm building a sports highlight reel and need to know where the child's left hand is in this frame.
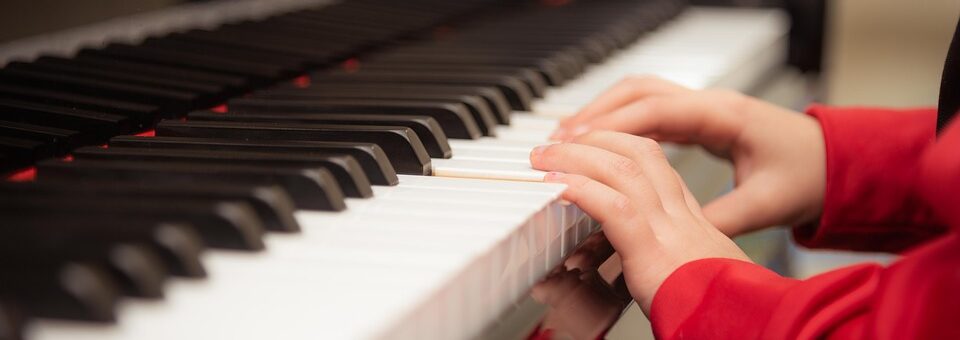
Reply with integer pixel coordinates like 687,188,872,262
530,131,750,314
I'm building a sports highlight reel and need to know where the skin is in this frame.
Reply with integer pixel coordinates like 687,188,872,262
530,76,827,314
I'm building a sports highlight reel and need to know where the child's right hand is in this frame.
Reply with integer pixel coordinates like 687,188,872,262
551,76,827,236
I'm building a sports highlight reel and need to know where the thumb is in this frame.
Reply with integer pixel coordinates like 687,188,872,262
701,179,784,236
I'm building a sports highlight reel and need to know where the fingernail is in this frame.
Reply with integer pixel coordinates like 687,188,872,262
569,125,590,139
543,171,565,182
549,129,566,141
530,145,548,161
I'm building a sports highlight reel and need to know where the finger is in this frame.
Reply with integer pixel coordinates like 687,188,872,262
570,131,688,214
531,143,663,215
553,76,689,137
564,91,746,154
542,172,652,259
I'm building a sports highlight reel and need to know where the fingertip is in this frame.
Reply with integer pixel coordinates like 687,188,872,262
543,171,566,182
530,144,548,162
549,129,567,141
564,125,590,141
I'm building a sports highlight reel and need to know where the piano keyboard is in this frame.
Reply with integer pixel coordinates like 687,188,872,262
0,0,787,339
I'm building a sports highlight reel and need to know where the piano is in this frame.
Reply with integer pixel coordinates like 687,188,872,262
0,0,791,339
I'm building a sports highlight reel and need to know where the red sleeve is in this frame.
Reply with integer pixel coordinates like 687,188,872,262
650,247,960,339
792,105,945,252
648,107,960,340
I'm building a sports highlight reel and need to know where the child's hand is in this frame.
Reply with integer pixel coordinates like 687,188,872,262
550,77,826,236
530,131,750,313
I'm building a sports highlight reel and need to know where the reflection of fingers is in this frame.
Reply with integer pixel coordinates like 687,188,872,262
532,269,582,305
565,234,614,270
571,131,688,214
611,274,630,300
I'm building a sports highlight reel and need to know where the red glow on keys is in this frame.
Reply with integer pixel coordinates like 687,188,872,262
293,75,311,88
61,154,75,161
342,58,360,72
134,129,156,137
211,104,228,113
7,167,36,182
433,26,454,39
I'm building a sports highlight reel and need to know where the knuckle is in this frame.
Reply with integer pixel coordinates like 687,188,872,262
572,130,609,143
643,96,667,111
633,136,668,163
634,136,663,153
611,157,643,177
567,175,591,192
611,195,635,215
624,75,661,89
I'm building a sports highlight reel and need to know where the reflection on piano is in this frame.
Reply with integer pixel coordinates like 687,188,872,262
0,0,789,339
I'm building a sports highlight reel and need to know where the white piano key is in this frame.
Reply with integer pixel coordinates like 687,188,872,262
432,158,546,182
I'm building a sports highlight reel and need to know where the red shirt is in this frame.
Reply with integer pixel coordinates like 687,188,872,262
649,105,960,339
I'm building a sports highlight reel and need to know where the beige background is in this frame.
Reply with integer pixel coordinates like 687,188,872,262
824,0,960,107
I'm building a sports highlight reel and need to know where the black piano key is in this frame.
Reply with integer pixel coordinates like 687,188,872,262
0,121,85,153
0,67,199,115
293,82,513,125
156,120,431,176
10,60,230,104
0,179,299,234
0,152,28,174
79,45,283,84
0,83,160,125
0,229,167,299
0,136,56,160
252,87,499,137
361,53,572,87
190,110,452,159
68,54,251,92
426,40,603,63
0,215,206,279
229,19,383,46
312,71,534,111
450,31,615,63
109,135,399,186
227,97,481,140
0,187,268,251
0,98,136,137
37,158,346,212
0,259,119,322
142,37,316,71
73,145,374,199
355,62,549,98
167,30,336,65
95,43,294,80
